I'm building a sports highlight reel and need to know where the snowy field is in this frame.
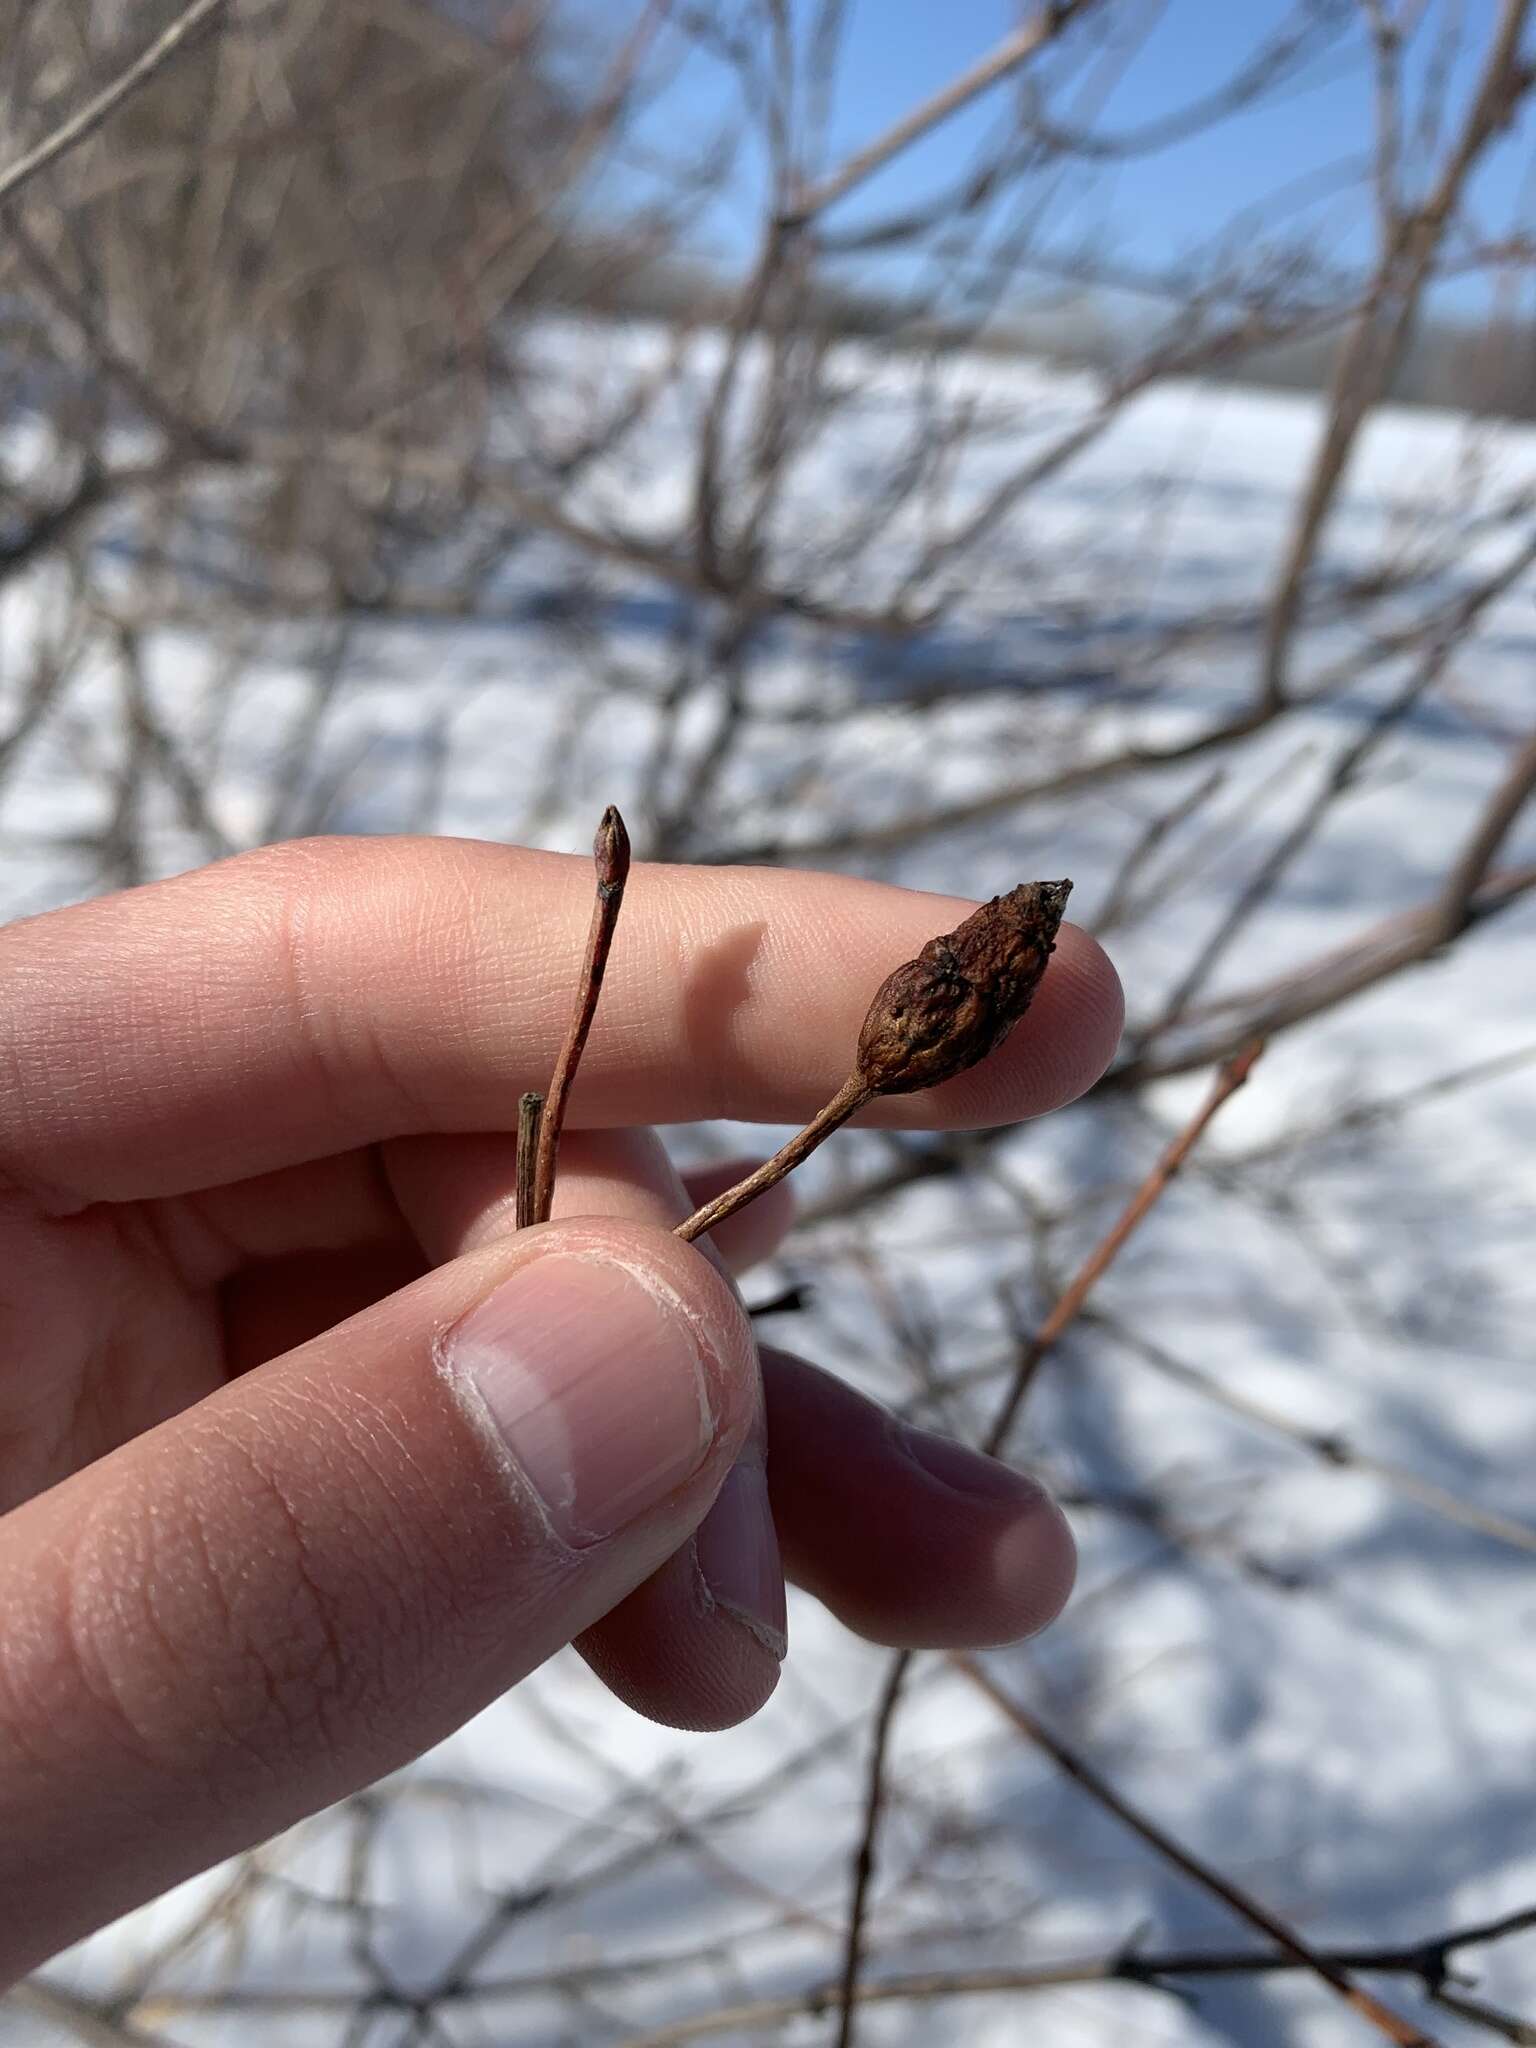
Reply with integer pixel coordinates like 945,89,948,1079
3,327,1535,2047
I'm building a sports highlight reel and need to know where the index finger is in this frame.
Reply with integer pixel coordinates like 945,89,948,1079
0,835,1122,1207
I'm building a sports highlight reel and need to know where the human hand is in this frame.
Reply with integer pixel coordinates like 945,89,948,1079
0,836,1121,1979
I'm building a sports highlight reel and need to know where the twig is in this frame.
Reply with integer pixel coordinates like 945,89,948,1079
1146,664,1444,1038
1257,0,1534,710
831,1648,915,2048
515,1092,544,1232
5,1981,177,2047
832,1043,1265,2047
676,1077,871,1244
1091,1311,1536,1556
618,1903,1536,2044
984,1039,1264,1456
532,807,631,1225
1432,1987,1536,2043
952,1652,1441,2047
0,0,234,211
780,2,1097,225
1228,1037,1536,1166
1092,767,1226,935
1115,861,1536,1090
105,1904,1536,2036
1437,725,1536,941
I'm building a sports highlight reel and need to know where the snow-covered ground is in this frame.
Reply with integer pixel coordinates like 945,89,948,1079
3,329,1535,2046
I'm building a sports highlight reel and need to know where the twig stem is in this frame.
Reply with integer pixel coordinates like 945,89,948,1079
515,1092,544,1232
532,807,630,1225
0,0,232,211
780,1,1093,225
985,1036,1264,1456
675,1075,872,1244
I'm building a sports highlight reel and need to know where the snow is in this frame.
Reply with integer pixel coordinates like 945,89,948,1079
3,323,1535,2045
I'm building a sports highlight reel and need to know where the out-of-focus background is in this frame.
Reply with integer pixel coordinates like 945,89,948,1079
3,3,1536,2043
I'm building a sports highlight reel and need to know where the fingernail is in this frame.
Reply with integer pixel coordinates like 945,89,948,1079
443,1255,715,1547
898,1424,1045,1504
694,1463,787,1658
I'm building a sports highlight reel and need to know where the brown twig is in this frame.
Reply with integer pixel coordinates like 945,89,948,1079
832,1041,1265,2048
1091,1310,1536,1556
1257,0,1533,712
616,1903,1536,2044
0,0,234,212
515,1092,544,1232
531,807,631,1225
1437,725,1536,941
953,1653,1442,2048
6,1979,178,2046
985,1037,1264,1455
779,1,1098,225
676,1077,872,1244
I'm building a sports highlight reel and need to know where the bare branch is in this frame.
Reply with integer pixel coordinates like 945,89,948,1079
780,1,1099,226
0,0,234,212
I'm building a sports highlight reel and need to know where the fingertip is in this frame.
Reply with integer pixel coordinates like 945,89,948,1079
762,1350,1077,1652
897,1424,1078,1642
577,1536,785,1733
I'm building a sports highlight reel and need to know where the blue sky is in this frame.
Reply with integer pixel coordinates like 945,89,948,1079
633,1,1535,319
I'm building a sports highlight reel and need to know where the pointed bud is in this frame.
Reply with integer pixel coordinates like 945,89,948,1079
594,806,631,901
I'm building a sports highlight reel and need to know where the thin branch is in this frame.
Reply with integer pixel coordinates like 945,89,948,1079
1146,665,1443,1038
1437,726,1536,940
620,1904,1536,2045
1092,768,1227,935
830,1646,914,2048
1257,0,1535,710
0,0,234,211
706,698,1283,865
676,1077,871,1244
780,1,1098,226
955,1655,1441,2046
984,1039,1264,1456
515,1092,544,1232
1233,1038,1536,1165
1116,861,1536,1091
5,1981,178,2047
1092,1311,1536,1556
532,807,631,1224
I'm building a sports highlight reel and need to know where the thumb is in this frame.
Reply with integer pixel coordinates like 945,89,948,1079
0,1219,754,1983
